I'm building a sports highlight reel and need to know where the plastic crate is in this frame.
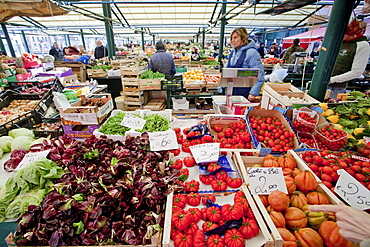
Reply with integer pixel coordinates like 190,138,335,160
12,112,63,138
0,111,34,136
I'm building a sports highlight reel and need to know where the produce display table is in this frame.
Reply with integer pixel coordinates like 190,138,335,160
93,76,122,100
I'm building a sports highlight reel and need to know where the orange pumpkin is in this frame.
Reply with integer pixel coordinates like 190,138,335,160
291,168,303,177
268,190,290,211
283,168,293,176
318,221,351,247
277,154,297,169
277,228,298,247
294,170,318,193
294,228,323,247
263,154,279,167
259,195,269,207
284,175,296,194
284,207,308,229
267,206,286,228
306,191,330,205
290,191,308,209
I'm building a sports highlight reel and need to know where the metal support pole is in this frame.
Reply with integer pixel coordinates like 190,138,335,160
218,2,227,65
152,35,155,46
67,35,71,46
308,0,356,101
202,29,206,49
21,31,30,53
141,28,145,51
0,37,5,53
80,29,86,49
196,35,199,44
1,23,15,57
102,0,115,59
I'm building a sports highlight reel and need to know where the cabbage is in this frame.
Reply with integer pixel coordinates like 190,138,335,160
0,136,14,153
5,189,46,219
10,136,34,151
30,138,49,147
8,128,35,138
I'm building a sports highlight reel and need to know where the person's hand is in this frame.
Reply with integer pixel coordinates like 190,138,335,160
309,202,370,243
248,94,257,102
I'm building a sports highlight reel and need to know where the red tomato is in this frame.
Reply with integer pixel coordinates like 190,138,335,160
186,207,202,223
172,212,192,231
187,192,201,206
199,174,215,185
239,217,259,239
184,180,200,192
201,134,214,143
184,222,199,235
171,148,181,156
206,234,224,247
213,124,224,132
193,230,205,247
211,180,227,191
174,233,193,247
171,159,183,170
173,127,181,134
184,156,196,167
202,194,216,205
215,170,229,181
206,206,222,222
173,193,187,208
222,204,243,221
202,221,219,232
234,196,249,212
224,228,245,247
207,163,222,173
226,177,242,188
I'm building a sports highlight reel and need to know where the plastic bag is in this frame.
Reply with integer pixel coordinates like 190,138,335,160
270,68,288,83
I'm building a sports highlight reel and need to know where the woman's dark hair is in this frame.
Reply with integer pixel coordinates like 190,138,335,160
155,41,166,51
291,38,300,53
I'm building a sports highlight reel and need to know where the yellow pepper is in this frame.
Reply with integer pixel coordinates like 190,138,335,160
322,109,335,117
327,115,339,124
354,128,365,135
318,103,328,111
367,109,370,116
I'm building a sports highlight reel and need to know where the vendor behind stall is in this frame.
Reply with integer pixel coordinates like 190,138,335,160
282,38,305,64
329,19,370,98
148,41,176,77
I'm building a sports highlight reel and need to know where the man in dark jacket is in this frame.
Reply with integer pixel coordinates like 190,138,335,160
49,42,63,60
94,40,108,59
148,41,176,77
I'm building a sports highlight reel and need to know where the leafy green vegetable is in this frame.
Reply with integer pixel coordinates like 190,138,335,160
139,70,166,79
338,118,357,129
0,158,64,222
138,114,171,133
8,128,34,138
73,221,85,234
92,65,112,71
10,136,34,151
99,112,131,136
334,105,351,114
83,149,99,159
0,136,14,153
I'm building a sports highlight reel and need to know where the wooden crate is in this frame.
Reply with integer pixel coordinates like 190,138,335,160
139,79,161,90
143,99,166,111
263,83,321,107
86,69,107,78
120,65,147,76
54,62,87,81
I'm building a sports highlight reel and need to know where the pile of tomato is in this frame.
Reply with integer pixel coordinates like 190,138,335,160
211,122,252,150
293,112,317,133
314,125,348,151
301,150,370,191
171,191,260,247
297,132,317,149
249,115,295,152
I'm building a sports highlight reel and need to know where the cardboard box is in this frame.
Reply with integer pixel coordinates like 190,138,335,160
246,108,299,156
59,94,113,125
87,69,107,78
62,125,99,139
38,67,73,78
107,69,121,77
59,74,78,86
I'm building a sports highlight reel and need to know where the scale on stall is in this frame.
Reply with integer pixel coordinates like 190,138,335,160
220,68,260,113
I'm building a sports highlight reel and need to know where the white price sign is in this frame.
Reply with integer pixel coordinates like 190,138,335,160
334,169,370,210
148,130,178,151
16,150,51,170
121,113,146,130
190,143,220,164
248,167,287,195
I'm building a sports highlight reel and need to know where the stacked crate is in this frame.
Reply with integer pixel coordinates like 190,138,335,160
120,65,147,111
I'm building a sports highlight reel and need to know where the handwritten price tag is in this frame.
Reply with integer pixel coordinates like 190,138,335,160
16,150,51,171
148,130,178,151
248,167,287,195
190,143,220,164
334,169,370,210
121,113,146,130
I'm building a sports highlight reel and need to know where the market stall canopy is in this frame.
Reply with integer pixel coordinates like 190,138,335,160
282,26,326,50
0,0,68,23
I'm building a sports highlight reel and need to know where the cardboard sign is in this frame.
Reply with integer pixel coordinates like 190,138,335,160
190,143,220,164
16,150,51,170
248,167,288,195
148,130,178,151
121,113,146,130
335,169,370,210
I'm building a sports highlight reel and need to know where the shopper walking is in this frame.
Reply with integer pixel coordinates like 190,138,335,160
257,43,267,58
329,19,370,98
49,42,63,60
191,46,201,61
282,38,305,64
226,27,265,102
94,40,108,59
148,41,176,77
